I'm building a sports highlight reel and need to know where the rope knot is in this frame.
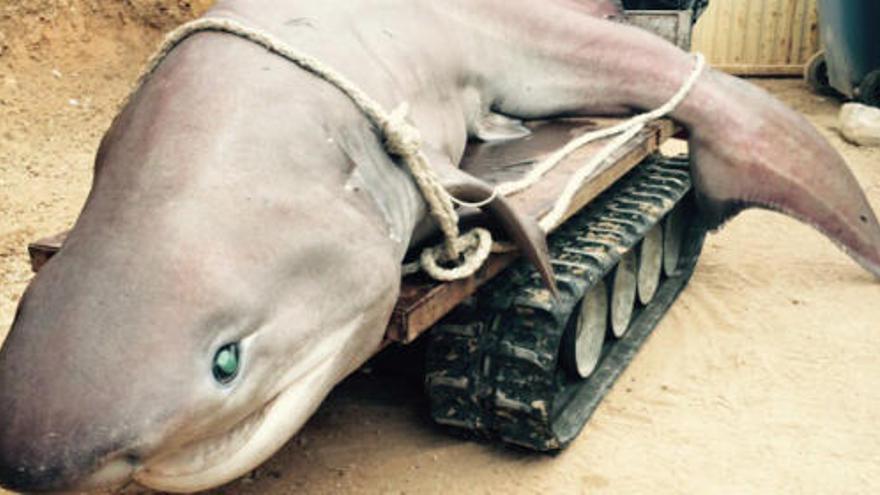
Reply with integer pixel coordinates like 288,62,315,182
420,228,494,282
382,103,423,157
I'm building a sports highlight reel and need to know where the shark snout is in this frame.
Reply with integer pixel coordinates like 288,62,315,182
0,267,195,493
0,456,140,494
0,429,142,493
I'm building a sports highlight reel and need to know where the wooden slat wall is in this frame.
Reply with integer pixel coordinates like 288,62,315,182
692,0,820,76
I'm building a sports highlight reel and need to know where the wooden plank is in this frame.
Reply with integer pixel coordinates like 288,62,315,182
714,64,805,76
743,0,764,66
28,118,677,346
693,0,821,75
386,252,519,343
802,0,820,63
721,0,739,65
787,0,807,65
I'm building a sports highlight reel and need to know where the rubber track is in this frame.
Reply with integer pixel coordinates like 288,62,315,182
425,155,707,451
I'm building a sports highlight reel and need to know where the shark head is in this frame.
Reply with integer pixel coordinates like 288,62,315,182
0,33,402,493
0,218,396,493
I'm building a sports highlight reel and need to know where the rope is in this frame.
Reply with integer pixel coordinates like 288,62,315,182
136,17,704,282
500,53,707,232
132,17,491,281
419,228,493,282
448,189,499,209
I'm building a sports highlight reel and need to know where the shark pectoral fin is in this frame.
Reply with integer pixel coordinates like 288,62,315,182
473,112,532,142
440,170,557,295
484,190,559,296
689,132,880,280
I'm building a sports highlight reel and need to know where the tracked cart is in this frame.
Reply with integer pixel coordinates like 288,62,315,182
26,7,709,453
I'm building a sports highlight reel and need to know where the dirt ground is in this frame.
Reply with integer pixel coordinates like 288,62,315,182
2,3,880,495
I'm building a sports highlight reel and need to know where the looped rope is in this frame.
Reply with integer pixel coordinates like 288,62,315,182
448,189,498,209
419,228,493,282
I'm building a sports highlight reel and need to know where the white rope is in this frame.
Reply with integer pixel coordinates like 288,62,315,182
137,17,704,282
419,228,493,282
133,17,491,282
448,189,499,209
502,53,706,232
539,123,645,231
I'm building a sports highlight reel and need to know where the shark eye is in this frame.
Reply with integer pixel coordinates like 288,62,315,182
212,343,240,384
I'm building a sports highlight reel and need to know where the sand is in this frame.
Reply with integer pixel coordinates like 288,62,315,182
1,3,879,494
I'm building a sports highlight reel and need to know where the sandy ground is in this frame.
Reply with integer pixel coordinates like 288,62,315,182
2,4,880,494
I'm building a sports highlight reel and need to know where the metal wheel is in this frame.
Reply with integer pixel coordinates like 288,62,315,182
857,69,880,108
610,250,637,338
663,206,686,276
805,51,835,96
561,281,608,379
637,225,663,305
621,0,709,21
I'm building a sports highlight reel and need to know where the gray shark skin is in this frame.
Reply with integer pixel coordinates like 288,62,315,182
2,0,879,492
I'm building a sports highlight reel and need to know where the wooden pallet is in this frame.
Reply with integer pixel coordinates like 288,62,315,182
27,118,678,346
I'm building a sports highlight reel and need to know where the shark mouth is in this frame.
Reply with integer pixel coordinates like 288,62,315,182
133,355,338,493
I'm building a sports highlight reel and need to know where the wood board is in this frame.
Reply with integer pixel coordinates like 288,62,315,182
692,0,820,76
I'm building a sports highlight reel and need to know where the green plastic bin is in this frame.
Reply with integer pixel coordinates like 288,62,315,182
806,0,880,107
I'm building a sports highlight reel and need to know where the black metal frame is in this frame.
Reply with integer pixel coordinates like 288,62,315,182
620,0,709,22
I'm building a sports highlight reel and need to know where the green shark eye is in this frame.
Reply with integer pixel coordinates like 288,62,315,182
212,343,240,384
